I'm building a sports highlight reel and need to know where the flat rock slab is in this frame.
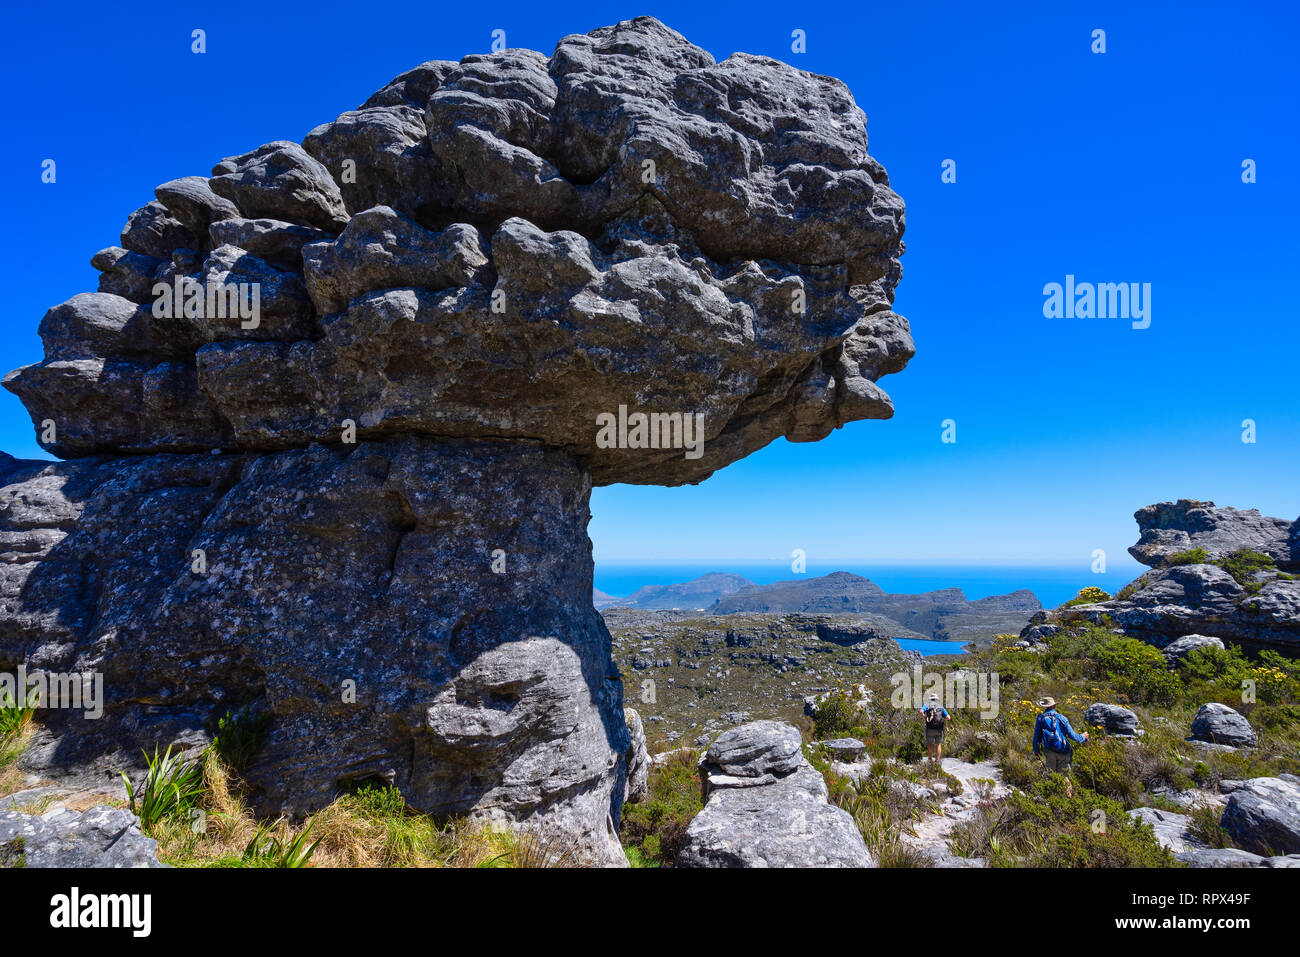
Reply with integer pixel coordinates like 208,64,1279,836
0,805,165,868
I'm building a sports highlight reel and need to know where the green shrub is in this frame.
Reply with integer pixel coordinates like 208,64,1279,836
211,706,271,772
618,750,703,867
1072,741,1142,806
1180,644,1251,685
1214,548,1275,591
1063,586,1112,607
812,687,862,739
952,773,1176,867
1096,637,1180,705
1166,547,1209,566
1186,803,1232,849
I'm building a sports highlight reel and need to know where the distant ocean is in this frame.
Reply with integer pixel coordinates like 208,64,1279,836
592,563,1147,612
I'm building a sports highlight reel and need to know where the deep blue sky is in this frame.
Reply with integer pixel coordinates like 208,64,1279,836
2,1,1295,572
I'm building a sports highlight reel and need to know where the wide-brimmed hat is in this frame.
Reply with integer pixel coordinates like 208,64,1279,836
1037,696,1056,709
927,693,940,702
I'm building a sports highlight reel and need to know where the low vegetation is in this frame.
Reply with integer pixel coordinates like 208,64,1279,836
802,590,1300,867
2,706,582,868
618,749,704,867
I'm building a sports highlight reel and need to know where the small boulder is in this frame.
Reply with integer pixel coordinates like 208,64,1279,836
702,720,803,782
1085,703,1140,737
677,721,873,868
821,738,866,763
1189,703,1257,747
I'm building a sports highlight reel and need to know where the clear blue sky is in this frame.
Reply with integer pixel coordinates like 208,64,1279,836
2,1,1295,570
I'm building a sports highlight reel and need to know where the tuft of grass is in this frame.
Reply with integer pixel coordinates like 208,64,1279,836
1187,803,1233,850
243,816,321,868
0,690,38,740
1166,547,1209,566
121,745,206,834
0,836,25,868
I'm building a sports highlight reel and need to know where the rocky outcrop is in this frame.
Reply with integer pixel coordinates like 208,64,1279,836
1129,500,1297,570
676,721,873,867
1028,501,1300,654
4,18,911,489
0,18,911,865
0,805,165,868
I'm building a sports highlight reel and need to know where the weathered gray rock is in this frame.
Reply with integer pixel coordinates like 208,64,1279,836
1129,499,1297,570
700,720,804,784
0,18,913,865
1189,703,1257,748
0,441,629,865
1162,633,1225,664
623,708,650,804
1038,501,1300,653
1084,703,1140,737
677,721,872,867
1176,847,1268,868
1220,777,1300,855
0,805,165,867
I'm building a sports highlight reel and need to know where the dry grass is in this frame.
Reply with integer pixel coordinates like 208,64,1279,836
147,752,587,868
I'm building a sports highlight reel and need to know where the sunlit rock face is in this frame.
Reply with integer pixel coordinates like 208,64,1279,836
0,17,911,864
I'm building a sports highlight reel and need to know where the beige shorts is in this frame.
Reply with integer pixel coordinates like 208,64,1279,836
1044,749,1072,773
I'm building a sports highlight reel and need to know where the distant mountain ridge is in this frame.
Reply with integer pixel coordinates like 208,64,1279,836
597,570,1042,642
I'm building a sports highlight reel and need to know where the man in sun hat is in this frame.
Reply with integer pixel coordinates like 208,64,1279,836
919,691,950,765
1032,695,1089,795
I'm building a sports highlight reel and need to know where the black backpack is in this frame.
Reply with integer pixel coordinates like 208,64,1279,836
925,706,946,730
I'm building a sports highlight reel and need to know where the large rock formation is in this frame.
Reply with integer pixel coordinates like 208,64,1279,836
1129,500,1298,570
1030,500,1300,654
0,18,910,864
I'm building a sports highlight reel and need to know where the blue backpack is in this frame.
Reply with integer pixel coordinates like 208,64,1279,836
1039,712,1068,753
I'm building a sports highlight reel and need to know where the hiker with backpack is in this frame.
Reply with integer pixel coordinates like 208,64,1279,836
1032,696,1089,795
919,692,950,765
